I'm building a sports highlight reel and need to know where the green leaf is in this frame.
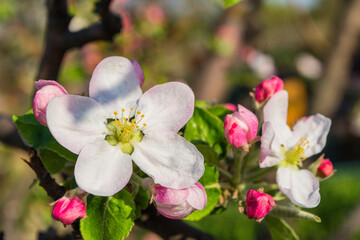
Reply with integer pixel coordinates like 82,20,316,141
184,106,225,147
80,190,135,240
185,165,221,221
134,187,150,219
194,143,218,165
39,149,67,174
207,105,232,120
13,110,77,162
264,216,300,240
224,0,243,8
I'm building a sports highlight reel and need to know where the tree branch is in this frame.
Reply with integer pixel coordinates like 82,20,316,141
136,205,214,240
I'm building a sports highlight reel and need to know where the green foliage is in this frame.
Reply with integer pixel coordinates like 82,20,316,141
13,110,77,169
184,106,229,157
185,164,221,221
265,216,300,240
224,0,243,8
38,149,67,174
134,186,150,219
80,190,135,240
194,143,217,165
207,105,232,120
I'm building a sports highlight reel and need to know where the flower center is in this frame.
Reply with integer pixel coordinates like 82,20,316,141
105,108,145,154
279,137,310,170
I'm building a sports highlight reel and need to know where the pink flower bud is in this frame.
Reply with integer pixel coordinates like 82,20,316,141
224,105,258,148
52,196,86,225
131,60,145,87
33,80,68,126
153,182,207,219
224,103,237,112
245,189,275,222
317,158,333,178
254,76,284,103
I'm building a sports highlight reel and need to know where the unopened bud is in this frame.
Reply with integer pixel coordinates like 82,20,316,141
316,158,334,178
224,105,258,148
33,80,68,126
245,189,276,222
52,195,86,225
254,76,284,104
149,180,207,219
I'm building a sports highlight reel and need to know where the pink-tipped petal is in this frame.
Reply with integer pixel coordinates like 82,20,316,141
131,60,145,87
35,80,68,93
156,201,194,219
235,104,258,142
186,182,207,210
154,185,189,205
75,140,133,196
277,167,320,208
33,80,68,126
46,95,107,154
137,82,195,133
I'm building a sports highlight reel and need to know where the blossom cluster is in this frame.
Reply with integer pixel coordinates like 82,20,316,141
32,56,334,226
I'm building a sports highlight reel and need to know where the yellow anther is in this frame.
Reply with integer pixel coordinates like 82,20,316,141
137,111,141,115
122,109,125,112
124,117,127,121
141,114,144,118
114,111,118,115
131,119,136,123
131,108,134,111
143,123,147,127
136,126,139,128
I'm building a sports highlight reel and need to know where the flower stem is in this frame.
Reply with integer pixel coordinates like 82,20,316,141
216,166,233,180
232,147,248,186
130,173,143,188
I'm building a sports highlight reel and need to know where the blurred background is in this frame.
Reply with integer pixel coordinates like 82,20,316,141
0,0,360,239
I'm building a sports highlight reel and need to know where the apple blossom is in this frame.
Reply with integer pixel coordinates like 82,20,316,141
224,105,258,149
52,196,86,225
316,158,333,178
254,76,283,104
32,80,68,126
46,56,204,196
245,189,276,222
150,181,207,219
131,60,145,87
260,91,331,208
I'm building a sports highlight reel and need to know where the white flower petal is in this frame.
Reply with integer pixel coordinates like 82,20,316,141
47,95,107,154
137,82,195,133
89,56,142,113
132,131,204,189
277,166,320,208
75,140,132,196
263,90,292,142
260,122,284,168
289,114,331,157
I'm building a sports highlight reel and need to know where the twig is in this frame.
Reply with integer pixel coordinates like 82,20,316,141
135,205,215,240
